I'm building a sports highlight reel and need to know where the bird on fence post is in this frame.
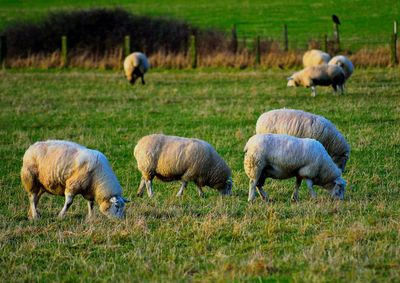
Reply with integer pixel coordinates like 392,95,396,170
332,14,340,52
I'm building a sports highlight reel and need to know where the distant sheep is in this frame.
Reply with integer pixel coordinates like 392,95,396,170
287,64,345,96
256,109,350,172
244,134,346,202
329,55,354,80
303,49,331,67
134,134,232,198
123,52,150,85
21,140,128,219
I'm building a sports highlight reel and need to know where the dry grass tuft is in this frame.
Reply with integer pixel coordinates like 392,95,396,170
5,46,399,69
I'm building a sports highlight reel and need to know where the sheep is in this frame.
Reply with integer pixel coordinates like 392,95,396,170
244,134,346,202
123,52,150,85
328,55,354,80
133,134,232,198
287,64,345,96
255,109,350,172
302,49,331,68
20,140,129,220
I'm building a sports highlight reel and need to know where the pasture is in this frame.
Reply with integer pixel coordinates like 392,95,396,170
1,0,398,48
0,67,399,281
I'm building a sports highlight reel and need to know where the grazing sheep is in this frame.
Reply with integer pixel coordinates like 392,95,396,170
302,49,331,67
123,52,150,85
328,55,354,80
255,109,350,172
21,140,129,220
287,64,345,96
134,134,232,198
244,134,346,202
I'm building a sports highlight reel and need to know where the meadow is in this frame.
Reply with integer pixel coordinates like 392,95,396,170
0,67,399,282
1,0,399,49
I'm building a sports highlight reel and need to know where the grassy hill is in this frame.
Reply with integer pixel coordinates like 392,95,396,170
0,67,399,281
1,0,399,49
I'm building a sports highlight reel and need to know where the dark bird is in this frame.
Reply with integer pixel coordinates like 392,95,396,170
332,14,340,25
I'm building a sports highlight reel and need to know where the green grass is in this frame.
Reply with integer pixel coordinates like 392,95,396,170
0,0,399,49
0,67,400,282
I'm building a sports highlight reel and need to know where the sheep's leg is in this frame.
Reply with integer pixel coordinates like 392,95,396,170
136,178,146,197
305,178,317,199
87,201,94,218
339,84,344,95
145,179,154,198
196,185,205,198
291,176,302,202
27,189,45,220
141,75,145,85
256,186,268,201
248,180,258,202
311,86,317,97
28,192,40,219
58,194,74,218
176,181,187,197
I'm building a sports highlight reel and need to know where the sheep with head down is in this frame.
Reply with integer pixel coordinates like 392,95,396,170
134,134,232,198
256,109,350,172
244,134,346,202
20,140,129,220
287,64,345,96
123,52,150,85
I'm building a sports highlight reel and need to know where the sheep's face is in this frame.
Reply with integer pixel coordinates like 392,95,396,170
326,178,346,200
333,154,349,173
100,196,128,219
287,77,298,87
216,177,233,196
129,68,142,85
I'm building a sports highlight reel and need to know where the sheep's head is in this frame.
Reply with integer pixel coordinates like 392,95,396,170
100,196,129,219
216,177,233,196
287,77,298,87
129,68,143,85
325,177,346,200
333,153,349,173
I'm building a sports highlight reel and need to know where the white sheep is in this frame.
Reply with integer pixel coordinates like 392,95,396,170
255,109,350,172
328,55,354,80
302,49,331,67
134,134,232,198
21,140,129,219
244,134,346,202
123,52,150,85
287,64,345,96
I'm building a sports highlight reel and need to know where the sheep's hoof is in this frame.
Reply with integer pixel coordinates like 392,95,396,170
28,210,41,220
291,195,299,202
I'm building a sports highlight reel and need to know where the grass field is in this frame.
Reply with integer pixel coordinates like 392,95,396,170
1,0,399,49
1,67,400,282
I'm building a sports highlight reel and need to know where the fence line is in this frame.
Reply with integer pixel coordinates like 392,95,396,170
0,21,398,69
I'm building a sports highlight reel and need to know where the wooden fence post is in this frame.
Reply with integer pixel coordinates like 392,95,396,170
231,24,238,54
391,20,398,66
283,24,288,52
189,34,197,68
323,34,328,53
333,23,340,52
61,35,68,67
0,35,6,69
124,35,131,58
254,36,260,66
